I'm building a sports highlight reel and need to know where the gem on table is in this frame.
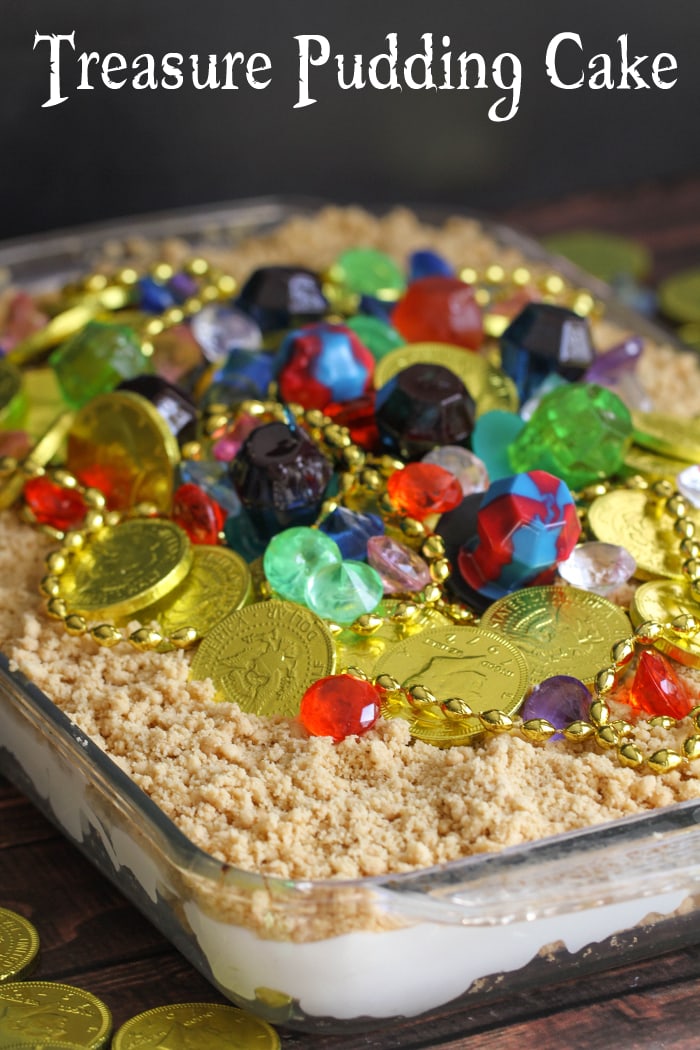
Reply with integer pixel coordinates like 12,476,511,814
172,482,227,545
263,526,342,603
325,393,380,451
500,303,595,402
677,464,700,508
299,673,381,741
470,410,525,482
422,445,489,498
375,362,476,460
50,320,153,408
457,470,581,600
229,420,333,540
276,322,375,410
508,383,633,489
557,541,636,597
346,314,405,360
305,560,384,624
391,276,484,350
628,648,693,720
179,458,241,516
237,265,328,331
318,506,384,560
408,248,455,281
583,335,652,413
367,534,432,594
191,303,263,361
118,374,198,444
329,247,406,300
386,462,463,521
520,675,592,741
23,475,87,530
212,411,261,462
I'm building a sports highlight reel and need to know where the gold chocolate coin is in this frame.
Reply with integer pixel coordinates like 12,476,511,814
0,358,24,427
631,579,700,668
623,445,691,479
658,268,700,323
67,391,180,512
190,600,336,717
133,546,252,649
588,488,700,579
0,909,39,984
543,230,651,283
112,1002,280,1049
480,584,631,685
0,981,112,1048
334,599,452,677
373,342,518,414
59,519,193,619
632,411,700,464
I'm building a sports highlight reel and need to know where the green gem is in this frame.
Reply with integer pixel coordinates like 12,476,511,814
305,560,384,624
263,527,342,604
346,315,405,360
330,248,406,301
49,320,153,408
508,383,632,489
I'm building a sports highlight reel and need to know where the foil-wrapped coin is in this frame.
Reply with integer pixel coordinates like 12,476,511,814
0,908,40,984
632,410,700,464
480,584,631,685
0,981,111,1048
631,579,700,669
623,445,691,479
111,1001,280,1049
190,600,335,717
334,599,452,677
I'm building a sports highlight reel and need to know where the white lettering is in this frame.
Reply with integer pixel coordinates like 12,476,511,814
34,31,75,107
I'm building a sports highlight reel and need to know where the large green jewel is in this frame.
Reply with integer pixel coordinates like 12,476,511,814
329,248,406,301
508,382,632,489
263,526,342,604
305,560,384,624
50,320,153,408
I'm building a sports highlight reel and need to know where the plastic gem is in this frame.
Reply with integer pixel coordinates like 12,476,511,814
172,483,226,545
422,445,489,498
212,412,261,463
346,314,405,360
325,394,379,451
318,507,384,561
0,291,48,352
508,383,633,489
277,323,375,410
386,462,463,521
500,303,595,402
376,363,476,461
677,464,700,508
583,335,652,413
50,320,153,409
520,675,592,741
201,349,276,408
118,375,197,444
330,248,406,300
23,476,87,530
391,276,484,350
237,266,327,331
263,526,342,603
191,304,263,362
367,534,432,594
138,275,175,313
458,470,581,600
557,541,636,597
179,459,241,516
471,410,526,483
305,560,384,624
299,673,381,741
0,430,31,460
628,649,693,720
408,249,454,281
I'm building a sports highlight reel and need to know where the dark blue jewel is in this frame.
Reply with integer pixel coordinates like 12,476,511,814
500,303,595,402
318,507,384,561
138,276,176,314
408,249,454,281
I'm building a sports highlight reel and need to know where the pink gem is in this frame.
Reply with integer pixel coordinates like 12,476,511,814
367,534,432,594
213,413,260,462
558,541,636,597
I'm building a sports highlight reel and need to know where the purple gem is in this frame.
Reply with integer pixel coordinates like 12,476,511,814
584,336,652,411
520,675,591,741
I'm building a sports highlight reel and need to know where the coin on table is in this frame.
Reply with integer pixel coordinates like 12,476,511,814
480,585,631,685
632,411,700,464
111,1002,280,1049
658,268,700,323
66,390,180,512
132,546,252,649
190,599,336,717
631,578,700,669
59,519,193,619
0,981,111,1049
587,488,697,580
0,908,40,984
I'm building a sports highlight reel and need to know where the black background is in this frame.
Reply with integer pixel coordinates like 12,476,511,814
2,0,699,238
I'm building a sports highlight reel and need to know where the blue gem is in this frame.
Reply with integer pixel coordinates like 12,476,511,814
408,249,454,281
138,276,175,313
500,303,595,402
318,507,384,560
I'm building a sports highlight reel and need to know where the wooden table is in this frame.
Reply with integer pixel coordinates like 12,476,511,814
3,176,700,1048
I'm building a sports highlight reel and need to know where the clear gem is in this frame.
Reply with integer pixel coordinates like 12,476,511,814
677,464,700,508
422,445,489,497
191,304,263,362
557,541,636,596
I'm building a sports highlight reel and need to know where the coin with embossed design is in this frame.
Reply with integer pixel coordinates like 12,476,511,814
0,909,39,984
112,1002,280,1049
632,411,700,464
335,600,452,677
631,579,700,669
190,600,335,716
481,584,631,685
0,981,111,1048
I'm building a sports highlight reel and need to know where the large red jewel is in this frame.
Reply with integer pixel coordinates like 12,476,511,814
172,483,226,545
23,476,87,530
299,674,381,741
628,649,693,720
386,463,463,521
325,393,380,451
391,276,484,350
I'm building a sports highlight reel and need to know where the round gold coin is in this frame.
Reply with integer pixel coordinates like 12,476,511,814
588,488,700,580
658,268,700,324
543,230,651,284
0,909,40,984
334,600,452,678
190,600,336,717
66,390,180,513
631,579,700,668
59,519,193,619
480,584,631,685
373,342,518,414
133,546,252,649
623,445,691,479
111,1001,280,1049
0,981,111,1049
632,411,700,464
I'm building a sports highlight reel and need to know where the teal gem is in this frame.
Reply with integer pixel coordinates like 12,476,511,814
331,248,406,300
508,382,632,489
305,560,384,624
50,320,153,408
472,410,525,481
346,315,405,360
263,526,342,604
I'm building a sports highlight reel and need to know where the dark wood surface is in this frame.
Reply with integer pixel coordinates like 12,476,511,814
3,175,700,1048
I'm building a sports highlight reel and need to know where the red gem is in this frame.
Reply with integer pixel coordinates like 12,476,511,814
23,476,87,530
172,483,226,545
391,277,484,350
299,674,381,742
325,393,380,451
386,463,463,521
628,649,693,720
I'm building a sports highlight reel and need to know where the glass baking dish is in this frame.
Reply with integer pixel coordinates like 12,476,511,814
2,198,700,1035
